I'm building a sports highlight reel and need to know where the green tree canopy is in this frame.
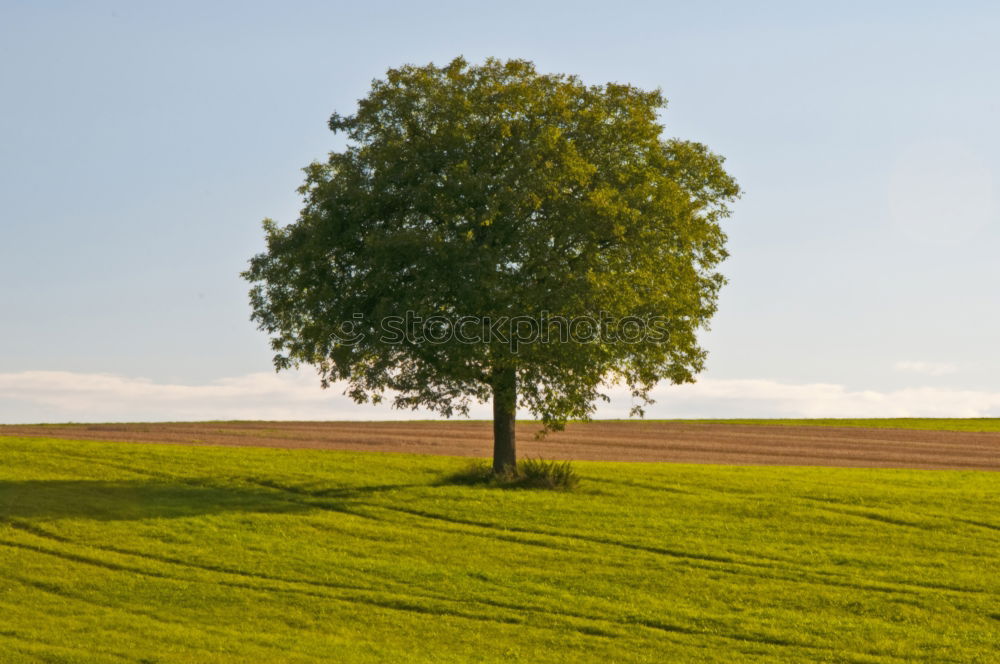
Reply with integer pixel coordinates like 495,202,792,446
243,57,739,472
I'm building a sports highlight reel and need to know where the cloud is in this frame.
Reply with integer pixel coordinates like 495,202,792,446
2,370,1000,424
0,370,474,424
893,361,958,376
613,379,1000,419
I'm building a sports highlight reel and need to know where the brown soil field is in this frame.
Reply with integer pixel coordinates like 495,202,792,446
2,420,999,470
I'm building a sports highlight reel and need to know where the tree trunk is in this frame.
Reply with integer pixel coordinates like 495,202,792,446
491,367,517,474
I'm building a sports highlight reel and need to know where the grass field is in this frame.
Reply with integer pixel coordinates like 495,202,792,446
1,435,998,663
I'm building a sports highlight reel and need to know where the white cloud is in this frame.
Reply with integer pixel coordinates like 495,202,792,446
0,370,475,424
893,360,958,376
2,370,1000,424
615,380,1000,419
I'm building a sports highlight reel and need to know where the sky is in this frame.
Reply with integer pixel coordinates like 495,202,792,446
1,0,999,422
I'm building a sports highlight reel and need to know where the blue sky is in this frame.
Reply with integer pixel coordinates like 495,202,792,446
2,1,998,422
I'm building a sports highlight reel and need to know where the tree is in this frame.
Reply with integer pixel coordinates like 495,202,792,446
242,57,739,473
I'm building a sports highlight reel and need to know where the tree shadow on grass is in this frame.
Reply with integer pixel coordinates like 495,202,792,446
0,479,317,521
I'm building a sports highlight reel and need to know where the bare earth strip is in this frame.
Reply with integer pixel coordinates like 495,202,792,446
2,420,999,470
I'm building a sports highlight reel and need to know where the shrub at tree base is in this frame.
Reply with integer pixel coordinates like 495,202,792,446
446,457,580,490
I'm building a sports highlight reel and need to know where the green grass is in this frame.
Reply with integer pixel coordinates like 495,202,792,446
638,418,1000,433
1,436,997,663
